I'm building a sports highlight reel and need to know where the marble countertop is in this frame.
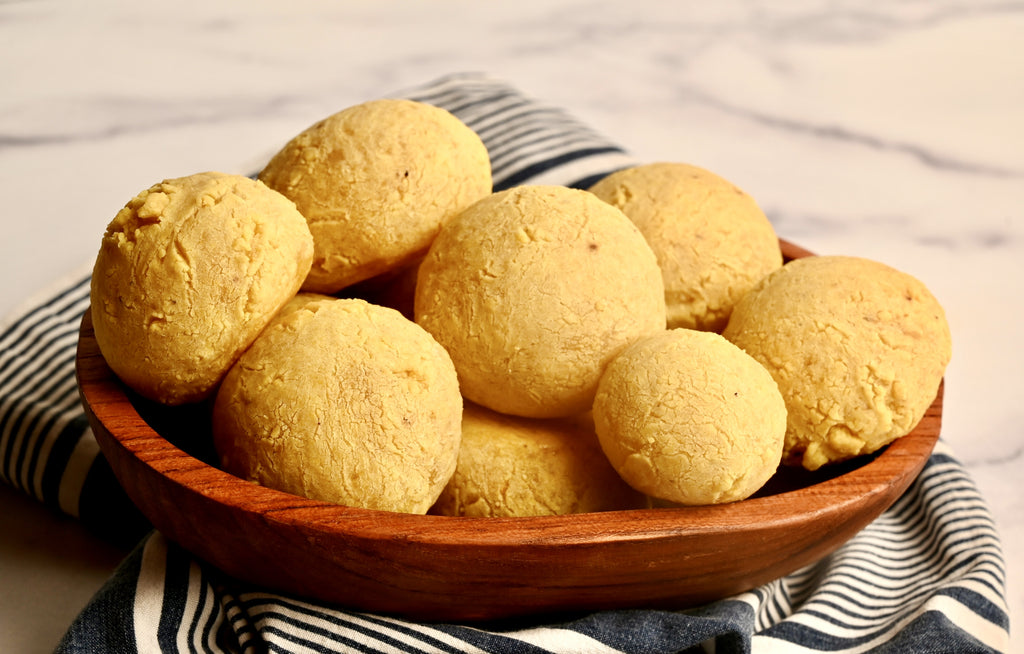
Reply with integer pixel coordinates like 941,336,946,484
1,1,1020,651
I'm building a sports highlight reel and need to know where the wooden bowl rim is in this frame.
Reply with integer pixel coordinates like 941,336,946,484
76,238,941,549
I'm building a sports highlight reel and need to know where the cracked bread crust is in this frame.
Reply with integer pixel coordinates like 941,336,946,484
414,185,667,419
258,98,492,294
212,295,462,514
431,403,646,517
593,328,786,505
90,171,313,405
722,255,952,470
588,162,782,332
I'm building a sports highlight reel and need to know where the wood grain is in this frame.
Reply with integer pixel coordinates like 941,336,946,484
75,239,942,622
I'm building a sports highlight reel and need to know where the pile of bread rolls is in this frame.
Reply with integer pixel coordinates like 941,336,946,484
90,99,951,517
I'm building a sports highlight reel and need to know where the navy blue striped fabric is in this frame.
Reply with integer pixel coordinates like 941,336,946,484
0,272,94,512
0,72,1009,653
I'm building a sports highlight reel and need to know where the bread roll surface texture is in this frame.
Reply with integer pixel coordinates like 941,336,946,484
213,295,463,513
90,171,313,405
589,162,782,332
432,403,646,517
594,328,786,505
415,184,667,418
723,255,951,470
259,98,492,293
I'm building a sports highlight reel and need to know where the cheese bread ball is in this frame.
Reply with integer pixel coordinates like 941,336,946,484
588,162,782,332
722,255,951,471
431,403,646,517
415,185,667,419
593,329,786,505
259,99,492,294
212,296,462,514
90,172,313,405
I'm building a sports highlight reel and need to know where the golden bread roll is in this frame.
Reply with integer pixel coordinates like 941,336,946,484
593,328,786,505
415,185,667,419
90,171,313,405
588,162,782,332
431,403,646,517
212,295,462,514
722,255,951,470
259,99,492,293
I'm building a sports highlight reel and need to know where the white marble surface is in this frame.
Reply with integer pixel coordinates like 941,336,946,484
1,1,1021,651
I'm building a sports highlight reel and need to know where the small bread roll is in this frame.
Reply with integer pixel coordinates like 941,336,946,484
431,403,646,517
90,172,313,405
415,185,667,419
212,296,462,514
588,162,782,332
723,255,951,470
259,98,492,294
593,329,786,505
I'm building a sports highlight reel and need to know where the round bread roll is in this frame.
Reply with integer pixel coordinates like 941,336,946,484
212,295,462,514
593,329,786,505
259,98,492,294
415,185,667,419
90,171,313,405
431,403,646,517
588,162,782,332
722,255,951,471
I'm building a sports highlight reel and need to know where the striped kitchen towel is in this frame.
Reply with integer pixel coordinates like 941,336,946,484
0,72,1009,653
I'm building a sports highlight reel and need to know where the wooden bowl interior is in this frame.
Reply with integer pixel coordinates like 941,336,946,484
76,238,942,622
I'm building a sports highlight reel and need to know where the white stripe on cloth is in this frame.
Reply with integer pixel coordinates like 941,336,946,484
731,577,789,635
495,626,628,654
184,562,222,654
754,597,1006,654
220,592,261,654
924,593,1013,653
0,320,84,493
56,424,100,518
239,597,458,654
363,615,496,654
334,612,480,654
133,534,225,654
736,445,1008,653
23,382,82,497
135,535,172,654
718,446,1007,653
0,324,80,411
0,311,82,387
0,270,90,503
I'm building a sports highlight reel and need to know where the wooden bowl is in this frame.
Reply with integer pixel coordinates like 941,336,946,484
76,239,942,623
